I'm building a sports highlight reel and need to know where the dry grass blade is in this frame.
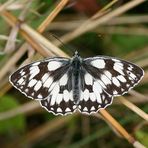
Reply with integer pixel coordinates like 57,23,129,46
133,142,146,148
1,10,60,56
136,58,148,68
141,71,148,85
119,96,148,121
0,101,40,121
129,90,148,102
95,26,148,36
4,1,32,53
0,0,70,81
113,93,148,104
108,15,148,25
91,0,118,20
0,83,12,98
53,0,119,45
0,0,16,12
48,15,148,31
20,23,69,57
4,26,19,53
38,0,69,32
0,34,20,42
124,47,148,61
1,7,69,57
5,115,74,147
20,28,54,57
0,43,27,81
5,2,25,10
54,0,146,45
99,110,146,147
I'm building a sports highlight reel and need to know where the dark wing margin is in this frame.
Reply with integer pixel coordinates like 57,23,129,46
9,57,70,100
82,56,144,96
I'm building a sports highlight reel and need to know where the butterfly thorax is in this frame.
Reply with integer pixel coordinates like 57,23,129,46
71,54,82,104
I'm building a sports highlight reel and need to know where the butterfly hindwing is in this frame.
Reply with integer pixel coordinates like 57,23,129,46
78,68,113,114
82,56,144,96
40,69,77,115
10,57,70,100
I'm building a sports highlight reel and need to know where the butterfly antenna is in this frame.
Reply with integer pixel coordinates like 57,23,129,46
49,33,76,54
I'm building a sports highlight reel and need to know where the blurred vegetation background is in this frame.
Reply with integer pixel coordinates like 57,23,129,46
0,0,148,148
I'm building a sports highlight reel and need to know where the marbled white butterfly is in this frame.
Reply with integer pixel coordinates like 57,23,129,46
9,51,144,115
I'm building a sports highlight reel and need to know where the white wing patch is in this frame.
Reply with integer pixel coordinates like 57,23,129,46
59,74,68,86
117,75,126,83
84,73,93,85
34,81,42,91
28,79,37,87
29,66,40,80
41,73,49,83
43,77,53,88
91,59,105,69
47,61,62,71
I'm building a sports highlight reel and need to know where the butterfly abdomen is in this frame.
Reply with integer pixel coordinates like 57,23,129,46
71,57,82,104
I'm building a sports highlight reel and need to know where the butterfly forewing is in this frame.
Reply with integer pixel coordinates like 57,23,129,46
82,56,144,96
10,57,70,100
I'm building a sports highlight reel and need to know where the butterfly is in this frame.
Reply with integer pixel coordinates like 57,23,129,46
9,51,144,115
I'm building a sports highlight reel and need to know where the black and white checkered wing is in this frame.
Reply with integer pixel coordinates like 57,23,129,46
10,57,71,100
40,69,77,115
77,56,144,114
82,56,144,96
78,67,113,114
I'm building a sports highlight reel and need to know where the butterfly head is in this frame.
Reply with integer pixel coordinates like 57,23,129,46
73,50,80,57
71,51,82,63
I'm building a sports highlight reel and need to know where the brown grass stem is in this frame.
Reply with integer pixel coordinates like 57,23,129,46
99,109,135,144
38,0,69,33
